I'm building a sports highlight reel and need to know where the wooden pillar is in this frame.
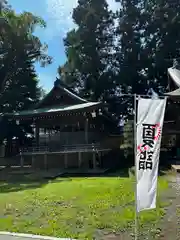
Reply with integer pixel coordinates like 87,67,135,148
44,154,47,170
48,129,51,142
99,152,102,168
32,155,35,168
85,118,89,144
78,152,82,168
59,130,61,145
35,124,40,146
93,152,96,169
64,153,68,168
20,151,24,168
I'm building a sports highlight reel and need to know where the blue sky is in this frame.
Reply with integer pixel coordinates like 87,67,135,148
9,0,119,92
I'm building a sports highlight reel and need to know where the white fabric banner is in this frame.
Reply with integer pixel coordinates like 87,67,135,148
136,98,167,212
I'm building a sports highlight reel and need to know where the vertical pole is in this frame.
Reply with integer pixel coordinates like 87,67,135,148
32,155,35,169
44,153,47,170
20,151,24,168
64,153,68,168
48,129,51,146
78,152,82,168
59,128,61,147
134,94,138,240
92,152,96,169
85,118,88,144
35,124,39,147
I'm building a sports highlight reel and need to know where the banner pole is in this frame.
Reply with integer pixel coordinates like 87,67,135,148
134,94,138,240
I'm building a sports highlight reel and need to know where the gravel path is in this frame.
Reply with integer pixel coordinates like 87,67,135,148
154,173,180,239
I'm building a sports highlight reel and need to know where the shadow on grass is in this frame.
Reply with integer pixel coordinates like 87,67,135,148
158,166,171,176
0,169,71,193
0,176,72,193
60,168,130,178
0,181,47,193
159,170,166,176
0,168,131,194
0,171,48,193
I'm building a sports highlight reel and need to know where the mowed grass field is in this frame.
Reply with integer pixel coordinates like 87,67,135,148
0,173,169,239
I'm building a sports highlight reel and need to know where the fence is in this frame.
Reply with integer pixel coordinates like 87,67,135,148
19,143,111,155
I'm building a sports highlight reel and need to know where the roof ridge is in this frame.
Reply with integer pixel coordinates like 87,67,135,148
34,80,88,109
58,84,88,103
5,102,102,118
165,87,180,96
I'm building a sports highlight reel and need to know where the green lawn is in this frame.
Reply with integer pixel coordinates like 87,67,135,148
0,174,168,239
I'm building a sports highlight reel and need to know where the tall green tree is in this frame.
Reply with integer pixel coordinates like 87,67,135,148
114,0,180,95
110,0,180,116
142,0,180,92
59,0,180,117
0,0,8,12
114,0,144,94
0,3,52,151
59,0,115,101
0,7,52,113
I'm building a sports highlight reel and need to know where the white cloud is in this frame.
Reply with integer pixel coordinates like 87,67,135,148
45,0,78,40
45,0,119,40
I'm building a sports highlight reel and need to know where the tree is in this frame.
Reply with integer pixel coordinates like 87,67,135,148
102,0,147,117
114,0,180,94
110,0,180,116
58,0,180,118
142,0,180,93
0,0,8,12
0,7,52,113
0,4,52,153
59,0,115,101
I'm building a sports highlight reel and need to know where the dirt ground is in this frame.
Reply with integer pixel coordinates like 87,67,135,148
137,173,180,240
155,173,180,240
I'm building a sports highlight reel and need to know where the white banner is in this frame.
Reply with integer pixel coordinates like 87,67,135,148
136,98,167,212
